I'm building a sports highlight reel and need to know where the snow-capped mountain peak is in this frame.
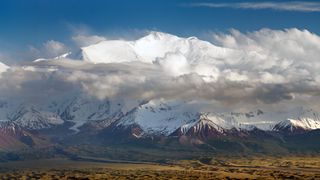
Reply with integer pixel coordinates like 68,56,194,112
140,31,178,41
117,100,199,135
9,104,64,130
273,118,320,132
273,108,320,132
179,114,226,134
67,31,237,66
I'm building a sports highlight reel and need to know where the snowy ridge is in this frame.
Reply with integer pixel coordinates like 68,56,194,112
33,52,72,62
1,95,320,135
178,112,258,136
0,92,320,135
9,105,64,130
0,94,141,132
179,114,229,135
218,110,276,131
273,108,320,132
57,96,127,132
75,31,238,67
274,118,320,132
117,100,199,136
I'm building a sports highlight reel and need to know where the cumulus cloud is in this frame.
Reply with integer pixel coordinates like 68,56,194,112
29,40,69,59
43,40,69,56
155,52,190,76
212,28,320,82
1,28,320,112
208,28,320,105
185,1,320,12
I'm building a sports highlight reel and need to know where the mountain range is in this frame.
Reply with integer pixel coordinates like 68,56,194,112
0,32,320,160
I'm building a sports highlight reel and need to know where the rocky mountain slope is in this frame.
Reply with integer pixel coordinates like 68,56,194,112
0,95,319,138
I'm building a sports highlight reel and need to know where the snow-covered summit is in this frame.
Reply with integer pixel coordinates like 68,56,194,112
179,113,235,135
9,104,64,130
74,31,237,65
273,108,320,132
274,118,320,132
117,100,199,136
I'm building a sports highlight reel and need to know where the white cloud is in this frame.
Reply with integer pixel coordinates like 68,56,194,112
72,35,106,47
186,1,320,12
1,28,320,112
28,40,69,59
155,52,190,76
43,40,69,57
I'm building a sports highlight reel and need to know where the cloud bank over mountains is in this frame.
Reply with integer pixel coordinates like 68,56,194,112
0,28,320,112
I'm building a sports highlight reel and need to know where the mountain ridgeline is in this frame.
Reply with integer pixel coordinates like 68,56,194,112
0,32,320,161
0,96,319,161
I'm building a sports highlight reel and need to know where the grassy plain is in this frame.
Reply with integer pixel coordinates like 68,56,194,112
0,156,319,179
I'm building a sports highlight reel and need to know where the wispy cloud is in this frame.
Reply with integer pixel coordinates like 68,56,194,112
185,1,320,12
28,40,69,59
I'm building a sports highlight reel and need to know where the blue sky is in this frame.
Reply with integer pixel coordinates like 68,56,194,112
0,0,320,61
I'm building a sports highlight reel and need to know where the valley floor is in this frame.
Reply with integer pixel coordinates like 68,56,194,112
0,156,319,179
